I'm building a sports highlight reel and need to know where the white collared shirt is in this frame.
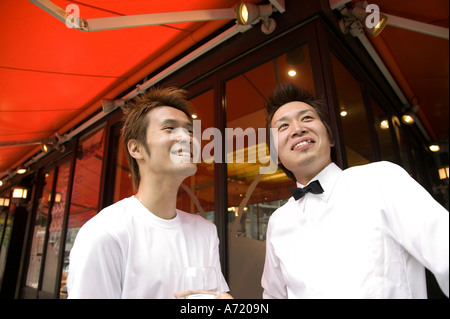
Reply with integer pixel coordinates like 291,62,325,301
262,161,449,298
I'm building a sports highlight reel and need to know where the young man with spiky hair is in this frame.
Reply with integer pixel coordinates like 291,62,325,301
68,87,230,299
262,83,449,298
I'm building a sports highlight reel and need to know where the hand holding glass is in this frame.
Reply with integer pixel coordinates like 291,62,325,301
176,267,220,299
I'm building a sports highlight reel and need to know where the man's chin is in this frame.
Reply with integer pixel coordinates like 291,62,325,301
178,163,197,177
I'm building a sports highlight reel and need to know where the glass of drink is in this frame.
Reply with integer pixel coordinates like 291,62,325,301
177,267,219,299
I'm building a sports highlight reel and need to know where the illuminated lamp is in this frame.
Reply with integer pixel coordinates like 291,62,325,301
0,198,10,207
401,113,415,125
236,2,277,34
380,119,389,130
438,166,449,179
12,187,28,199
339,1,388,37
349,1,388,36
429,144,440,152
16,168,27,175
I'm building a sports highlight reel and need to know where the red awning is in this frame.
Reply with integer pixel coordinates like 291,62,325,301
0,0,260,177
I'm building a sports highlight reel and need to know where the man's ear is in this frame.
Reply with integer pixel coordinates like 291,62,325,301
128,139,144,160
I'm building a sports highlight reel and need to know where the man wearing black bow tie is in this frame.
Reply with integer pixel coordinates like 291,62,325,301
261,83,449,299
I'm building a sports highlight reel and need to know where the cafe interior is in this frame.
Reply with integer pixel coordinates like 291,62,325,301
0,0,448,298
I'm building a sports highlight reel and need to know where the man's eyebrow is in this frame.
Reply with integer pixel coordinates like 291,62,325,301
273,109,312,125
160,118,193,129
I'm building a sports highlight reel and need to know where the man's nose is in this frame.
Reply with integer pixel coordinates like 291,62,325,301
290,121,307,138
174,128,191,142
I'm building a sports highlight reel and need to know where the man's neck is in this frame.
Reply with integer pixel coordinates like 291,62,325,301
135,175,183,220
294,159,332,186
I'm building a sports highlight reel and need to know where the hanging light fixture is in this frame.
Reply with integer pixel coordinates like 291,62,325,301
12,187,28,199
0,197,10,207
438,166,449,179
379,119,389,130
236,2,278,34
350,1,388,36
401,101,419,125
429,144,440,152
16,167,27,175
339,1,388,37
401,113,415,125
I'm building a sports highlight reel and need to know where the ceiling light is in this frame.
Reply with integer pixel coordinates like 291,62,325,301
17,168,27,174
236,2,272,25
41,143,49,153
288,70,297,77
339,1,388,37
55,192,62,203
401,113,415,125
370,13,388,36
429,144,440,152
12,187,28,199
438,166,449,179
350,2,388,36
236,2,277,34
380,119,389,130
0,197,10,207
340,110,348,117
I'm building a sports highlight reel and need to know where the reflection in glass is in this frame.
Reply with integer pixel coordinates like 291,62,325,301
392,115,413,174
114,134,133,203
41,162,71,295
177,89,215,223
331,53,374,167
371,98,397,163
25,170,55,289
225,43,313,298
0,211,7,249
0,212,12,286
60,127,106,297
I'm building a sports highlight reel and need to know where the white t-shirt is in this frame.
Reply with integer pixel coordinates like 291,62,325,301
67,196,229,298
262,161,449,299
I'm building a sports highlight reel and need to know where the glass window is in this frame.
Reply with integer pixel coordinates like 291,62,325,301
225,43,313,298
114,133,133,203
392,115,413,174
41,161,71,295
61,127,106,297
0,211,12,284
331,53,374,167
25,169,55,289
0,211,7,250
177,89,216,222
371,98,397,163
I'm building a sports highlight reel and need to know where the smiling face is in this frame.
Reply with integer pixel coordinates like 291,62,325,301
271,101,333,184
129,106,197,182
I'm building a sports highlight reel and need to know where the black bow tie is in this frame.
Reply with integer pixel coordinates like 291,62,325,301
289,180,324,200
